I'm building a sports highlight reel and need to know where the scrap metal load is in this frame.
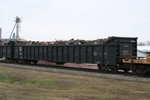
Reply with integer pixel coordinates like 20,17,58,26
15,38,109,46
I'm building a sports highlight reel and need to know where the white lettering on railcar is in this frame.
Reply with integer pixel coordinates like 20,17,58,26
93,52,98,56
19,47,22,51
131,40,135,43
124,45,129,47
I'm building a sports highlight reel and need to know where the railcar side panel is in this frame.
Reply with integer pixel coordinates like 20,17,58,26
23,46,27,59
44,46,48,61
0,46,2,58
58,46,62,62
93,46,102,64
63,46,68,62
6,46,11,58
39,46,43,60
35,46,39,60
68,46,73,62
52,46,57,62
80,46,86,63
104,45,116,65
3,47,7,58
0,46,11,59
87,46,93,63
27,46,31,60
48,46,52,61
14,46,18,59
31,46,34,60
74,46,80,63
19,46,23,59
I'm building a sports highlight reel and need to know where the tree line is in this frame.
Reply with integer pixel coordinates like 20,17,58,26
138,41,150,46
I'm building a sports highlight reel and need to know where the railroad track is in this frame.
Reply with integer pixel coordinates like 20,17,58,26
0,60,150,82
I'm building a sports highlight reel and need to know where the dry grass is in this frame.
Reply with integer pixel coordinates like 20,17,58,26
0,65,150,100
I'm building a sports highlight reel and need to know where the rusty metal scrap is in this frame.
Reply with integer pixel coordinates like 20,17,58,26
5,37,110,46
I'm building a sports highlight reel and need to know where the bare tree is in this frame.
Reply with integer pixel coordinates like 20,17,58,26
138,42,145,46
146,41,150,46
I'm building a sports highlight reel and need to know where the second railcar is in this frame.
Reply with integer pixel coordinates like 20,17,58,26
0,43,13,60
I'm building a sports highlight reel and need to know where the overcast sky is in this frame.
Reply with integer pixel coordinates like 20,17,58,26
0,0,150,42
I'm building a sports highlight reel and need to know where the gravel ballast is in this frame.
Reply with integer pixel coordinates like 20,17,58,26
0,63,150,82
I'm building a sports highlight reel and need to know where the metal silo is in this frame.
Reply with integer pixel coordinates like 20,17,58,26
0,28,1,39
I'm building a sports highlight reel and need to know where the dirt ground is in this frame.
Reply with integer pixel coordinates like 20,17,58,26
0,65,150,100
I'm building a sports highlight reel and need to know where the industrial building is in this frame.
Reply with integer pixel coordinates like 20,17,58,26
137,46,150,57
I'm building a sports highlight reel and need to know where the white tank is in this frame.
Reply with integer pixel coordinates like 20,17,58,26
0,28,1,39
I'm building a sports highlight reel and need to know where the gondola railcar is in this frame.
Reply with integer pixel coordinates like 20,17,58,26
9,37,137,73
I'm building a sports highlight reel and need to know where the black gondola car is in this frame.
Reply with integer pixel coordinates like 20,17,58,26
11,37,137,71
0,44,12,60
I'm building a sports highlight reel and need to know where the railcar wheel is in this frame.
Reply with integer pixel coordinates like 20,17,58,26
33,61,38,64
98,66,103,72
25,60,31,64
97,64,103,72
123,69,130,73
143,67,149,75
28,61,31,64
56,62,65,65
24,60,28,64
111,68,118,73
131,66,137,75
15,60,19,63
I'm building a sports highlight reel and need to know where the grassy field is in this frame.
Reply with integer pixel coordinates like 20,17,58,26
0,65,150,100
